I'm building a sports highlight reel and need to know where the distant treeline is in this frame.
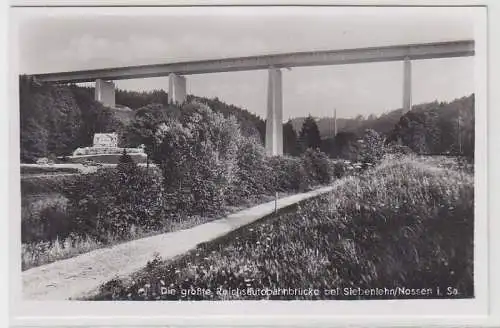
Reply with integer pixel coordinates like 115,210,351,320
288,95,474,159
19,74,474,163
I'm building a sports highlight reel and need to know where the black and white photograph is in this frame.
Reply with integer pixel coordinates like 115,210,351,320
10,4,487,312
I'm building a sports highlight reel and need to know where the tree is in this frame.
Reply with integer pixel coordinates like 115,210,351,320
385,95,474,157
320,137,336,157
154,103,241,216
387,111,427,154
298,115,322,152
332,131,361,160
117,149,137,174
19,76,83,161
71,86,121,148
190,96,265,143
20,118,49,162
123,103,181,160
283,120,299,156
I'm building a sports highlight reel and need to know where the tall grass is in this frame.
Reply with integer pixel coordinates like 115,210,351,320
92,155,474,300
22,235,102,270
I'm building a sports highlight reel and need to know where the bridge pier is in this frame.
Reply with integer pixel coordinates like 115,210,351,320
95,79,115,107
265,67,283,156
403,56,412,113
168,73,187,104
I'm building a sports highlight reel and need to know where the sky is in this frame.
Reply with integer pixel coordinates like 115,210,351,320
14,6,479,120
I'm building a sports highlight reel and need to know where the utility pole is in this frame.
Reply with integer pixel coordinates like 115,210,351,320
334,108,337,137
457,113,462,154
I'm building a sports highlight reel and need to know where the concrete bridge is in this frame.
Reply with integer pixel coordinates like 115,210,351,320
29,40,474,155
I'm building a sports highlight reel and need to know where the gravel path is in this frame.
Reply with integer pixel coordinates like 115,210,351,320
22,186,334,300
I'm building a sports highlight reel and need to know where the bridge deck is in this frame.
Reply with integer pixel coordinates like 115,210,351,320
30,40,474,83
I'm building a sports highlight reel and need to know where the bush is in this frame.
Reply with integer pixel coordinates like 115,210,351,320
269,149,336,193
230,137,274,201
332,160,348,179
65,166,164,242
300,148,333,185
117,149,137,173
269,156,309,192
21,194,70,243
21,174,81,196
360,129,385,164
154,103,240,216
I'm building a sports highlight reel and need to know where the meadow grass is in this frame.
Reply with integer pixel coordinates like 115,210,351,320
22,235,103,270
91,155,474,300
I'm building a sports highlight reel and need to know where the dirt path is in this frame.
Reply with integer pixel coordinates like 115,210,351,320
22,186,334,300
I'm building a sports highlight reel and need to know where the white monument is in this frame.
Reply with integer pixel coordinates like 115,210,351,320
70,132,147,163
93,133,118,148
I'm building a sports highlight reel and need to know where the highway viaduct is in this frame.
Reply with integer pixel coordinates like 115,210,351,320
29,40,475,156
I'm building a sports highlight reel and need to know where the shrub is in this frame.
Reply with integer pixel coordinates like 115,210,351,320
269,156,309,192
360,129,385,164
117,149,137,173
65,166,164,242
21,174,80,196
154,103,240,216
332,160,348,179
230,136,273,201
21,193,70,243
300,148,333,185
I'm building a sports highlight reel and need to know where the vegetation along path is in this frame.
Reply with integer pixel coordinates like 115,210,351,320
22,186,334,300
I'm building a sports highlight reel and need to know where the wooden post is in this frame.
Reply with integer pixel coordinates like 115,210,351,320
275,191,278,213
